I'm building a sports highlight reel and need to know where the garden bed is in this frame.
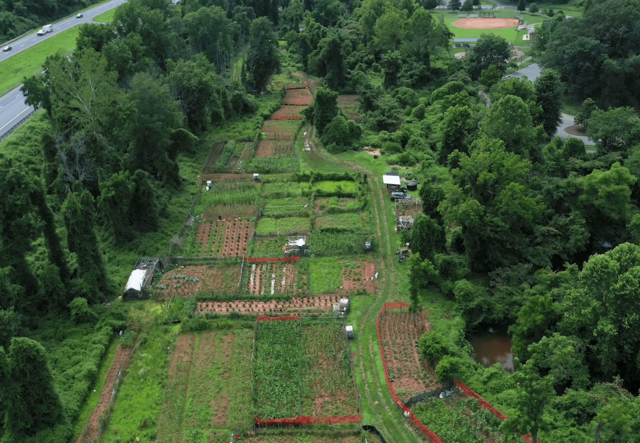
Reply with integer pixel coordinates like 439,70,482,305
156,330,254,440
256,140,295,158
379,311,442,401
194,219,253,258
264,196,311,217
244,260,309,296
195,294,342,315
262,182,311,198
310,259,376,295
312,180,358,194
155,263,242,298
283,88,313,105
314,197,360,214
272,105,308,119
412,395,505,443
257,217,311,236
254,319,358,420
315,213,364,231
309,232,374,257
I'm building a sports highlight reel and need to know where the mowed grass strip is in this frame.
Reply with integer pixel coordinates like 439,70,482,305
93,8,117,23
0,27,80,97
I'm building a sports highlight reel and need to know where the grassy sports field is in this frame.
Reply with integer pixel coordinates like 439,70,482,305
0,27,80,97
431,10,545,44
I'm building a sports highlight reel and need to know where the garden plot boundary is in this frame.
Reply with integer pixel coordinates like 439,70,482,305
252,316,362,428
376,303,443,443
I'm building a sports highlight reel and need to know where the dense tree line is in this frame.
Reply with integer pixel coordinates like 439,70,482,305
538,0,640,108
0,0,103,41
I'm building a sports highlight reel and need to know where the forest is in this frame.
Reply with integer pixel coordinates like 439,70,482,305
1,0,640,441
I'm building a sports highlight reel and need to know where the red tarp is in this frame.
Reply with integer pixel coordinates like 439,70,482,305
255,415,361,426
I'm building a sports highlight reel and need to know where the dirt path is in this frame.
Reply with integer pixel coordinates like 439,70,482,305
77,344,136,443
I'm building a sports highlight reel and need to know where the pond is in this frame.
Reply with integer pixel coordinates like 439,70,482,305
468,326,514,373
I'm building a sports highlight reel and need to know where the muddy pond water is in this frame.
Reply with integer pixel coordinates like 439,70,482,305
468,326,514,373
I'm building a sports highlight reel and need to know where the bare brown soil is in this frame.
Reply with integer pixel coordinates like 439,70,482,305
220,219,252,258
169,335,196,382
77,345,135,443
341,261,376,295
565,125,587,136
283,87,313,105
255,140,276,158
453,18,518,29
195,294,343,315
273,105,308,118
380,312,443,401
156,264,241,298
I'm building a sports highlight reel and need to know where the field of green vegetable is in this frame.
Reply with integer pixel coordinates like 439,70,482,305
309,232,374,256
412,396,505,443
263,196,311,217
313,180,358,194
195,180,261,217
254,319,359,419
256,216,311,235
262,181,311,197
315,213,364,231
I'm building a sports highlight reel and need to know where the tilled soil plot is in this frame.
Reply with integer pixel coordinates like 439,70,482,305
247,262,298,296
156,264,241,298
255,140,276,158
77,345,136,443
195,294,342,315
272,105,307,119
341,260,376,295
283,87,314,105
220,219,252,258
380,312,443,401
301,323,359,417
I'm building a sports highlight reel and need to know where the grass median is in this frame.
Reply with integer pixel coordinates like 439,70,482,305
0,26,79,97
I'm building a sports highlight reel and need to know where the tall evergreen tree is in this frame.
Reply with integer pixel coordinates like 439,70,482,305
534,69,564,137
62,186,110,302
3,338,66,438
245,17,281,92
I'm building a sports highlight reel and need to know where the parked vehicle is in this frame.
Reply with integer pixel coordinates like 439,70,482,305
390,192,412,201
2,45,11,52
37,24,53,36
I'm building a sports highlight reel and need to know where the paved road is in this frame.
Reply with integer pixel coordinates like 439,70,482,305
511,62,541,81
0,0,126,63
0,0,126,140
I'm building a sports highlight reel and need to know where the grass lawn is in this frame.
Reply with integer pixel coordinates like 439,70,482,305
93,8,116,23
310,258,362,294
0,26,80,97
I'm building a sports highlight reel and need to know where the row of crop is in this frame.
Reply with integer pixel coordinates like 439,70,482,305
254,320,303,418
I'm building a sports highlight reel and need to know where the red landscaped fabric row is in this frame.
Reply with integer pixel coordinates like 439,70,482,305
245,256,301,263
455,380,508,420
376,303,444,443
254,414,362,426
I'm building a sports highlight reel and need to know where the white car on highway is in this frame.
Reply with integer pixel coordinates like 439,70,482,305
2,45,11,52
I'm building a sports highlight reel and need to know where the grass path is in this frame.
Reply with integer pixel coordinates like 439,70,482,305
295,95,420,441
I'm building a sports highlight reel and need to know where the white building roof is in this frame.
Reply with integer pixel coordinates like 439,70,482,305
383,174,402,186
288,238,306,246
124,269,146,292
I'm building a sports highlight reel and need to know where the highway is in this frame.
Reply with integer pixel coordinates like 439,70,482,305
0,0,126,139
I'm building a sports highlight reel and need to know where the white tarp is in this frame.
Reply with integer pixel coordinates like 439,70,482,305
383,174,402,186
288,238,306,247
124,269,146,292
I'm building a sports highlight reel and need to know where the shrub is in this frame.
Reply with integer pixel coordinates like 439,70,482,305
529,2,539,13
419,332,449,364
382,141,402,154
68,298,98,324
435,355,463,386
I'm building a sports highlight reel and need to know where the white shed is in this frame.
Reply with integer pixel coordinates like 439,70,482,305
382,174,402,186
123,269,147,300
